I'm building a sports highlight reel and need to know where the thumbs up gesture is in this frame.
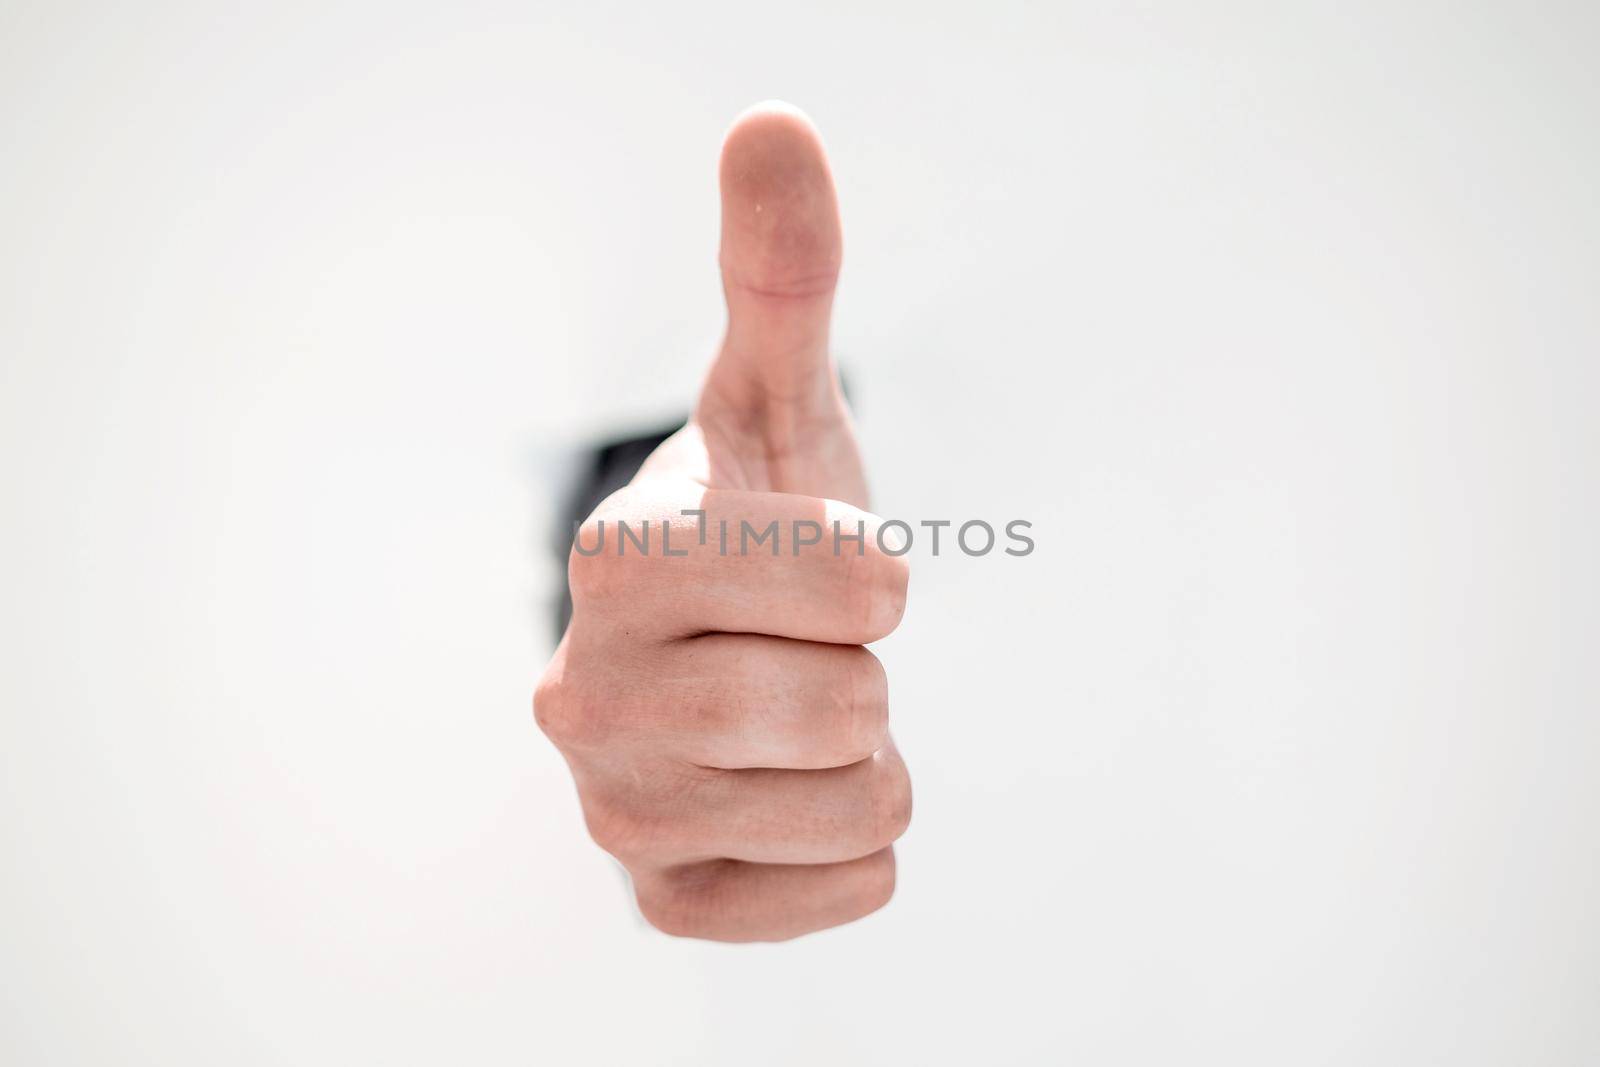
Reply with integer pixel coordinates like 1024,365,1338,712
534,104,912,941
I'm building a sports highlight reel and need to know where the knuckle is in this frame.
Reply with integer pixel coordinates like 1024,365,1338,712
566,487,665,608
532,672,606,751
841,541,911,643
582,770,708,863
532,672,575,744
635,878,713,939
581,791,646,860
858,847,898,914
635,887,692,937
834,648,889,761
866,750,913,848
872,551,911,637
566,524,622,604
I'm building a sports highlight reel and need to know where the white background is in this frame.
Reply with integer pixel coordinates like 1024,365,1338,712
3,2,1597,1063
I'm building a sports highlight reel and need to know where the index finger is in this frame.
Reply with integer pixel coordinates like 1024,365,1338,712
568,484,909,645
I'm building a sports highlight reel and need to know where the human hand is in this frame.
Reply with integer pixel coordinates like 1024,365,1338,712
534,103,911,941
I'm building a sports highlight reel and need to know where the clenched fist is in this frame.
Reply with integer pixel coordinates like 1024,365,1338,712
533,103,912,941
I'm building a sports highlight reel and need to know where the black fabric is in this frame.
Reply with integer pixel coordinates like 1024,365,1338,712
552,422,682,636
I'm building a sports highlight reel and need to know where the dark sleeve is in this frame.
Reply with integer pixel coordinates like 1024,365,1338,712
550,421,683,636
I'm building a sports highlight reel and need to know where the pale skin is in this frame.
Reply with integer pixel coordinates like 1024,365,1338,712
534,102,911,942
